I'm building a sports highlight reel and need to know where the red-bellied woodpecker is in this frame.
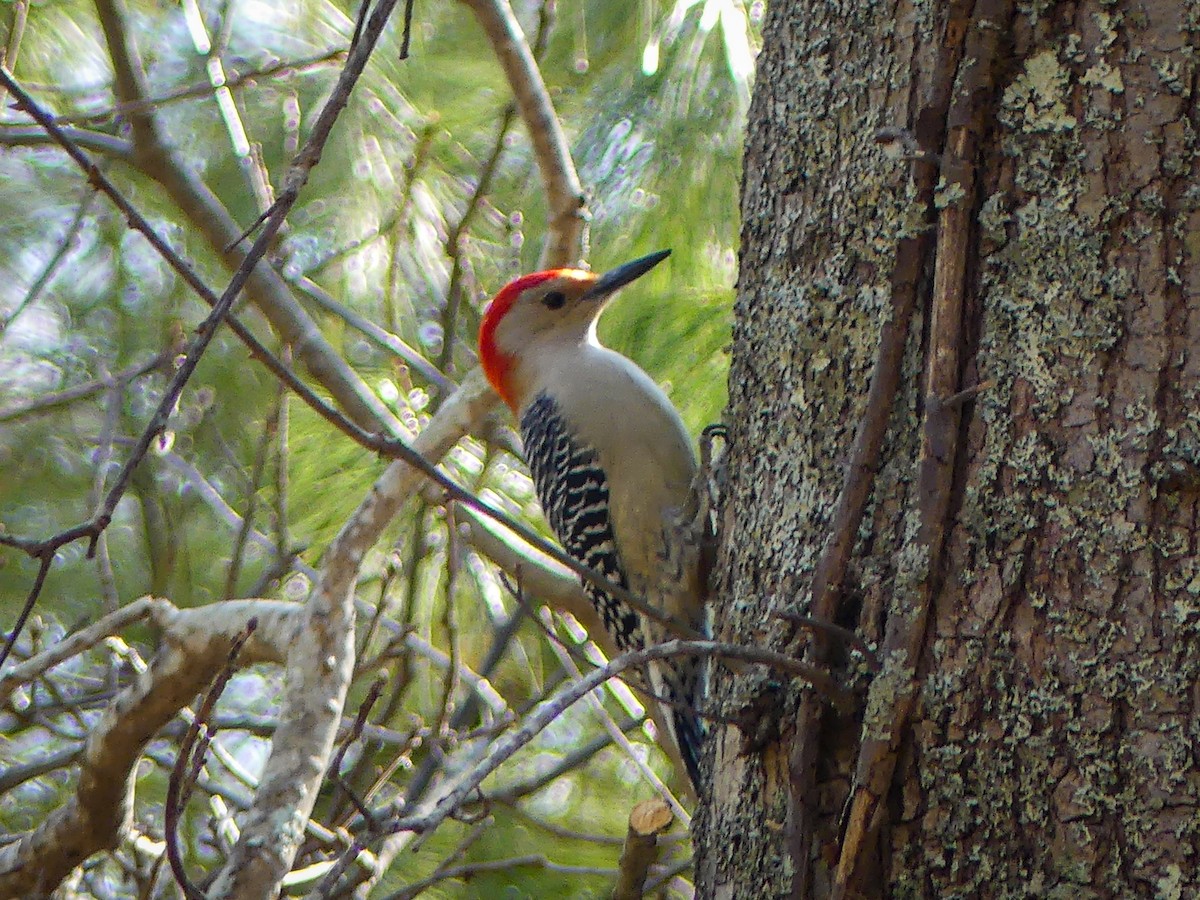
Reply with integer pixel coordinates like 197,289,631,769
478,249,707,788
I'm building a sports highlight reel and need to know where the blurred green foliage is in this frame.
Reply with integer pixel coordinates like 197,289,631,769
0,0,757,894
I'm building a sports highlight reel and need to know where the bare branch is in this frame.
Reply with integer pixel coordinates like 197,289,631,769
0,746,80,794
292,276,453,393
453,501,608,646
460,0,585,268
485,718,638,804
0,599,297,896
383,639,847,851
209,350,497,900
0,0,29,111
0,596,158,704
542,614,690,823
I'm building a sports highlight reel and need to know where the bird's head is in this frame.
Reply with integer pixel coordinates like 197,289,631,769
478,249,670,410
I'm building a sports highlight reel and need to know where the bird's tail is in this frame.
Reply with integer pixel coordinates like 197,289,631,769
673,707,705,790
648,656,706,791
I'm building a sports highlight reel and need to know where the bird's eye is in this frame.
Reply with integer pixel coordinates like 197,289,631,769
542,290,566,310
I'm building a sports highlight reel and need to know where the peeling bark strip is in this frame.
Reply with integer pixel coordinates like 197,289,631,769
783,0,976,891
833,2,1015,895
698,0,1199,896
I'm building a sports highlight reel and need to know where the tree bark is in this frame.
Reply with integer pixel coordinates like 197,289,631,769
696,0,1199,897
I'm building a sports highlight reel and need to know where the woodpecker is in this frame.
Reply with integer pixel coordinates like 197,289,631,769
478,249,707,789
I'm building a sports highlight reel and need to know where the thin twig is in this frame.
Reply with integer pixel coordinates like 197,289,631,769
0,124,133,158
432,505,463,753
223,402,278,600
0,746,80,794
0,66,304,665
92,381,125,616
272,354,293,582
302,123,435,283
772,610,879,669
53,49,347,125
486,716,638,803
0,596,159,704
943,377,995,409
642,855,695,894
0,351,172,423
329,671,388,828
292,276,452,392
0,0,29,111
388,639,846,850
164,618,258,900
0,176,102,335
398,0,416,59
0,555,53,672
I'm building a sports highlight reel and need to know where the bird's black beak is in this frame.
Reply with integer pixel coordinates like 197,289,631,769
583,249,671,300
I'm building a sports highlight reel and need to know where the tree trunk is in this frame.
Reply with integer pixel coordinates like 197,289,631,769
695,0,1199,897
